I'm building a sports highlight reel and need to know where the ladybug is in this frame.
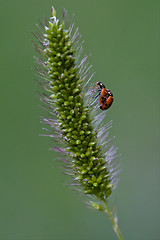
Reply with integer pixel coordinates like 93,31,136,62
95,82,114,110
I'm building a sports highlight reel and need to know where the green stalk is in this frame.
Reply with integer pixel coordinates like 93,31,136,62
103,201,123,240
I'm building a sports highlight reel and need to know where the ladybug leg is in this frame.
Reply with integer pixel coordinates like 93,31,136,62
91,87,100,93
94,93,100,98
95,88,102,98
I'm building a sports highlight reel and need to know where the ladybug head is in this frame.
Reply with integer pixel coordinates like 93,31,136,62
96,82,105,89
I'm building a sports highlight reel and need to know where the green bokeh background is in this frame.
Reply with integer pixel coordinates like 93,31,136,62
0,0,160,239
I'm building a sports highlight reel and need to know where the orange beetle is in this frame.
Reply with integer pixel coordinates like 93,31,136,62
96,82,114,110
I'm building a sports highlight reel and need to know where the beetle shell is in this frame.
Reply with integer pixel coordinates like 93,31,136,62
99,88,108,105
100,95,114,110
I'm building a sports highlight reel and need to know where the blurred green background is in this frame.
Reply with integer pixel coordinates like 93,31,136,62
0,0,160,239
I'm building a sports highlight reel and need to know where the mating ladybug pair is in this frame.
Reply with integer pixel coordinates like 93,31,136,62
94,82,114,110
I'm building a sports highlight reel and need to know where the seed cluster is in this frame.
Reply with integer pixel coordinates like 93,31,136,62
42,14,113,200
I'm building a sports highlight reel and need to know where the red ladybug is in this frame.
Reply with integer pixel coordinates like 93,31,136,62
95,82,114,110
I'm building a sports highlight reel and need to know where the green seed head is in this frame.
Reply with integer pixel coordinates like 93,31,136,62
33,8,119,203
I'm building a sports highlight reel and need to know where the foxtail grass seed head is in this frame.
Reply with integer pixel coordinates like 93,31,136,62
33,7,119,205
